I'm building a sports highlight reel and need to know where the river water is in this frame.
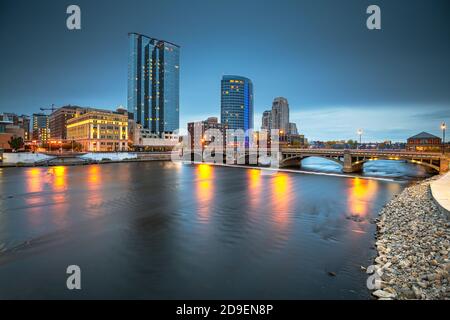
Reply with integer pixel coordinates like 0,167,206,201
0,159,432,299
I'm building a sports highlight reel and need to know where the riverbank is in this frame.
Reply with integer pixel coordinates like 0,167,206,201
369,176,450,300
0,152,172,167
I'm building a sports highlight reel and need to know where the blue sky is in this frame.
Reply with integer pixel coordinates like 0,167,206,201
0,0,449,141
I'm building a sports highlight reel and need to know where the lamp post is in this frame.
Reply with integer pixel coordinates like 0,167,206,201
442,122,447,154
357,129,363,150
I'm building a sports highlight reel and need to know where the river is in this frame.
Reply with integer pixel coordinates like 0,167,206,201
0,159,433,299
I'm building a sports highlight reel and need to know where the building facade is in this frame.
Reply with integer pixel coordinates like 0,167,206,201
128,32,180,137
0,119,25,150
0,113,30,140
188,117,227,152
66,109,128,152
261,110,272,131
406,132,442,152
289,122,298,135
49,106,85,140
220,75,253,132
32,113,50,142
271,97,289,134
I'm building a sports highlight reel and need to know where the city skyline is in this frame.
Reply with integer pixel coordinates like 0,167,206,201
0,0,449,141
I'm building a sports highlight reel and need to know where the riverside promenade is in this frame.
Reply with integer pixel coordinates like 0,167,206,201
431,172,450,218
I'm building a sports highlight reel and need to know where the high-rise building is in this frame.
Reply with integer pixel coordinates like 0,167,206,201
261,110,272,131
271,97,289,133
289,122,298,135
49,106,85,140
32,113,50,142
128,32,180,137
221,75,253,132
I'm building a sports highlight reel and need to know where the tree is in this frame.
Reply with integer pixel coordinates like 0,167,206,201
8,136,24,151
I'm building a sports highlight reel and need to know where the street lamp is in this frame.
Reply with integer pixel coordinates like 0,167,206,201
441,122,447,154
357,129,363,150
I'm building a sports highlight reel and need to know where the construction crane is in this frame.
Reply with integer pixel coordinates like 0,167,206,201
40,104,57,114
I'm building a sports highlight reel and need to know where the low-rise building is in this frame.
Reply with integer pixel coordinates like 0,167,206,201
0,113,31,140
129,121,179,151
67,109,128,152
0,119,25,150
187,117,227,152
406,132,442,152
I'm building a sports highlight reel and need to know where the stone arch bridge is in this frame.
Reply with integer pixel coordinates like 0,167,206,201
279,149,449,174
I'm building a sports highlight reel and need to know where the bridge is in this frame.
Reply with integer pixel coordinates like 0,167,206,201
279,149,449,174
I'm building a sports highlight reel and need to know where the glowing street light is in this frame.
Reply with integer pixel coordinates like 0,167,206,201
441,122,447,154
357,129,363,150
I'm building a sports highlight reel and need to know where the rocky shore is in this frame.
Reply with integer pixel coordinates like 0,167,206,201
368,176,450,300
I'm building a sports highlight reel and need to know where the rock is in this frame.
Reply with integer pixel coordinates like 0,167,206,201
412,286,422,299
370,178,450,300
372,290,396,299
399,288,416,299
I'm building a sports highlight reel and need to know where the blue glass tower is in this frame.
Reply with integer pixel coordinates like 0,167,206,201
128,33,180,136
220,75,253,132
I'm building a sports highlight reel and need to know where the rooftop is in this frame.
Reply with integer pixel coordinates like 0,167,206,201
128,32,180,48
408,131,441,140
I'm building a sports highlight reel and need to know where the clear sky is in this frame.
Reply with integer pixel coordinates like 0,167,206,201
0,0,449,141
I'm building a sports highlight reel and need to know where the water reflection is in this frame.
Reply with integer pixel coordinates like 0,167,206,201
196,164,214,222
271,173,293,229
347,178,378,218
26,168,42,193
247,169,262,209
50,166,67,192
88,165,100,187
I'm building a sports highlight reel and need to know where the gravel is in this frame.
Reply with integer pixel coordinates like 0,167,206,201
367,176,450,300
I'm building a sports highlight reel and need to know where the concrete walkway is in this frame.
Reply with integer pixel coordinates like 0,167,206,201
431,171,450,218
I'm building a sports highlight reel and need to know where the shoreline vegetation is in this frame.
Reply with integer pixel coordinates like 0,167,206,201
369,176,450,300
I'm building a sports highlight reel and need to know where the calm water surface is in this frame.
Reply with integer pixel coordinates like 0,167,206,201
0,159,432,299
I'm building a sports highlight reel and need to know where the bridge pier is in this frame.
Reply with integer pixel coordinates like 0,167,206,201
343,151,363,173
440,157,449,174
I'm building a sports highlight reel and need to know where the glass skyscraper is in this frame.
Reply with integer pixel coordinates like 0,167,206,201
128,32,180,136
220,75,253,132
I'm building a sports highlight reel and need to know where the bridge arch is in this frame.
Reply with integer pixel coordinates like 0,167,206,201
280,154,344,168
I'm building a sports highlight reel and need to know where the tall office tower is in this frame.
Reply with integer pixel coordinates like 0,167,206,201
128,32,180,137
271,97,289,133
49,105,85,140
261,110,272,131
32,113,50,141
221,75,253,132
289,122,298,135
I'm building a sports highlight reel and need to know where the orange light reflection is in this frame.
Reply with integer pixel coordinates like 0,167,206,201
271,173,292,227
196,164,214,223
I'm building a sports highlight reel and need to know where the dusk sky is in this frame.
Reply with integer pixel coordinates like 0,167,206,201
0,0,449,141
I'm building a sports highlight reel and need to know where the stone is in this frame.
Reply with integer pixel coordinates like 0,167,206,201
372,290,396,299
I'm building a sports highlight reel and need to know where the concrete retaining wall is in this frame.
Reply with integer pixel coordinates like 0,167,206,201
79,153,138,161
431,172,450,219
2,153,55,164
